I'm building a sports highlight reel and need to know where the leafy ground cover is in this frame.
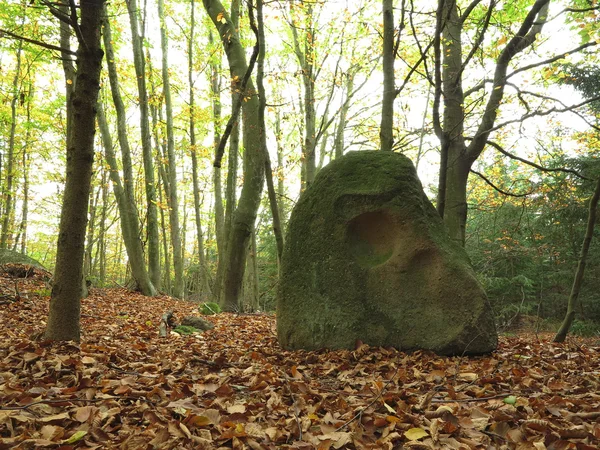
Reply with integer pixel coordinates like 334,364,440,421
1,267,599,449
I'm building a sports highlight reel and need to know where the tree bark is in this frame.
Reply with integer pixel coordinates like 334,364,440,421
256,0,284,264
158,0,184,298
379,0,394,152
434,0,550,245
554,175,600,342
126,0,161,288
203,0,265,312
99,14,156,295
96,102,157,296
1,7,26,250
45,0,105,341
189,0,212,299
289,1,316,187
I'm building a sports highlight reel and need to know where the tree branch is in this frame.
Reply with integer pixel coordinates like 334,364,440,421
471,138,591,181
0,28,77,56
485,95,600,136
211,6,259,169
470,169,532,197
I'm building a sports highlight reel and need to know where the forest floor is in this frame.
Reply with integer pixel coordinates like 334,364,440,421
0,266,599,450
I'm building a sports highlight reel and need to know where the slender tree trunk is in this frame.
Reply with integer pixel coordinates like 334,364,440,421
289,1,316,187
126,0,161,288
84,184,100,283
189,0,212,299
98,168,108,286
275,111,286,222
100,15,156,295
380,0,394,152
45,0,105,341
554,176,600,342
2,10,25,249
18,80,32,254
158,0,184,298
204,0,265,311
158,174,172,294
335,71,354,159
255,0,284,264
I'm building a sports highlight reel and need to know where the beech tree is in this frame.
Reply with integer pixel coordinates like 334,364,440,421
98,13,156,296
430,0,599,245
44,0,105,341
203,0,265,311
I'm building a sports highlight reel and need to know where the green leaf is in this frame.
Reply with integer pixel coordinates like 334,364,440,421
503,395,517,405
63,430,87,444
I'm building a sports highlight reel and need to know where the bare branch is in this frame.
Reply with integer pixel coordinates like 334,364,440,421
485,95,600,136
473,138,591,181
459,0,494,77
0,28,77,56
470,169,532,197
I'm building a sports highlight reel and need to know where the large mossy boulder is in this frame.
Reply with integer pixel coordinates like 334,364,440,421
277,151,497,355
0,249,47,270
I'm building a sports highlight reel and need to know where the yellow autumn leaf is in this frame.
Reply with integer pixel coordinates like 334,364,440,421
216,11,227,24
66,79,73,85
457,372,478,382
63,430,87,444
404,427,428,441
383,402,396,414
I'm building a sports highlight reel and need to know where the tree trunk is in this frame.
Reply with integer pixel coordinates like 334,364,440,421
275,111,287,222
554,175,600,342
434,0,550,245
256,0,284,264
379,0,394,152
98,168,108,286
204,0,265,312
189,0,212,299
17,80,32,254
243,229,259,312
158,174,172,294
99,15,156,295
1,10,25,250
45,0,104,341
289,1,316,187
126,0,161,288
158,0,184,298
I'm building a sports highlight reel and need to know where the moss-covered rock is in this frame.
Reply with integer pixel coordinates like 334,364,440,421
277,151,497,355
199,302,221,315
181,316,214,331
0,249,47,271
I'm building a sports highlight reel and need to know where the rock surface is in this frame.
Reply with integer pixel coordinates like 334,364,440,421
277,151,497,355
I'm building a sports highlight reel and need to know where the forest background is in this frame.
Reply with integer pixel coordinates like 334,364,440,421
1,0,600,336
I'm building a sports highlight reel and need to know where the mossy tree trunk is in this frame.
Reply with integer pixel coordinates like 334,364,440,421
189,0,212,299
203,0,265,312
99,14,156,296
45,0,105,341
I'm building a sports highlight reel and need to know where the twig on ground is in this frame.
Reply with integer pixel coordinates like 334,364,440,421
335,367,399,432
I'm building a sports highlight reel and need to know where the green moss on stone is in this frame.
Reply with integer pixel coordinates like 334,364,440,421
277,151,497,356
